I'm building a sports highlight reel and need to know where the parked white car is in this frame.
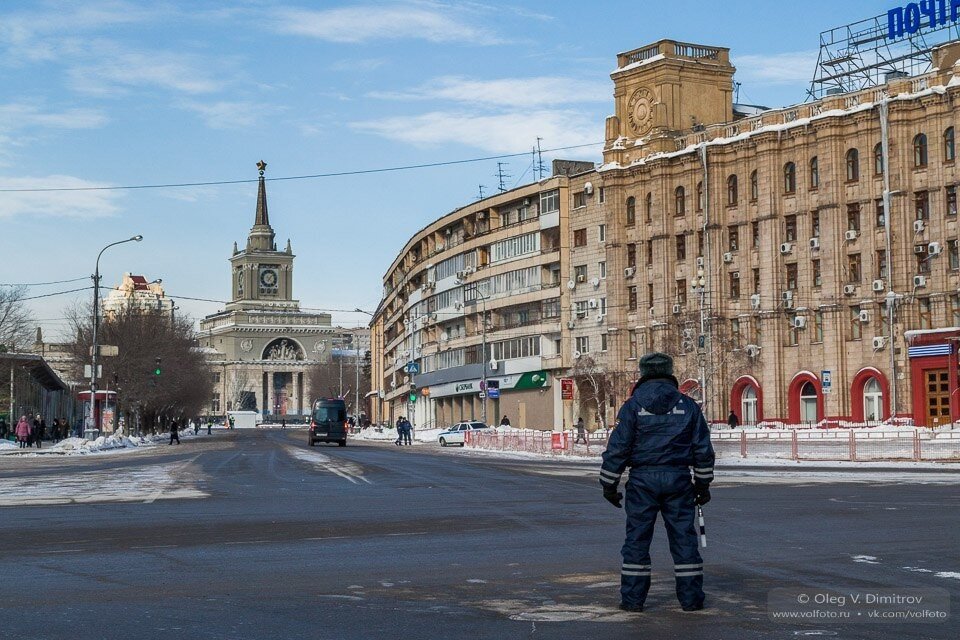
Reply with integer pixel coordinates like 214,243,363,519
437,421,490,447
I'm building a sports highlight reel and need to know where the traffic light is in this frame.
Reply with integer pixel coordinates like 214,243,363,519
408,383,417,404
154,357,162,376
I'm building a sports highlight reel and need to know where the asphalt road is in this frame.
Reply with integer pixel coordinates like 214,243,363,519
0,429,957,640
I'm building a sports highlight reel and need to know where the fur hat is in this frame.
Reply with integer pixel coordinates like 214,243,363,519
639,352,674,379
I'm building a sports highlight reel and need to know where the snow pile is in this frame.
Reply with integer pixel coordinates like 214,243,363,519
1,429,207,456
0,440,17,450
353,426,443,444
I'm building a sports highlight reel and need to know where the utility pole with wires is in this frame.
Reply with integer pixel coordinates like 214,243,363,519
533,137,547,181
495,162,511,193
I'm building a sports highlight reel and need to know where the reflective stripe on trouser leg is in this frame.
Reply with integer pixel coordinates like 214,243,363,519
620,479,659,608
659,475,706,608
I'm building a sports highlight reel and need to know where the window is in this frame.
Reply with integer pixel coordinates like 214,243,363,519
599,261,607,279
491,336,541,361
627,286,638,311
741,385,758,426
953,294,960,325
490,232,540,263
752,221,760,249
728,225,739,252
731,318,741,348
749,170,758,201
783,162,796,194
753,268,761,294
600,297,607,315
644,241,652,266
542,299,561,318
847,203,861,232
645,192,653,223
876,198,886,227
696,181,704,212
915,191,930,220
919,297,932,329
626,196,636,226
950,240,960,270
573,229,587,247
697,230,704,256
945,127,955,162
647,284,654,308
874,142,884,175
914,133,928,168
573,191,586,208
810,157,820,189
851,305,862,340
863,379,883,423
628,329,638,359
848,253,862,283
575,336,590,355
813,310,824,343
812,259,822,287
677,280,687,306
675,186,686,216
627,243,637,268
916,245,931,273
729,272,740,299
676,234,686,261
947,186,957,216
211,393,220,413
811,211,821,238
786,263,798,290
727,174,739,206
540,189,560,213
799,381,819,424
601,333,608,352
846,148,860,182
574,265,587,281
785,215,797,242
598,224,606,243
877,249,888,279
788,314,800,346
213,372,221,384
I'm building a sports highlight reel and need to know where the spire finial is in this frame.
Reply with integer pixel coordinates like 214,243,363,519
257,160,267,176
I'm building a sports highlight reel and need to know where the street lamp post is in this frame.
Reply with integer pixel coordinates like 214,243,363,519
692,268,707,412
87,235,143,440
468,291,491,425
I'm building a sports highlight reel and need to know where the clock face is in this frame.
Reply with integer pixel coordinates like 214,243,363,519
259,268,278,289
627,87,655,136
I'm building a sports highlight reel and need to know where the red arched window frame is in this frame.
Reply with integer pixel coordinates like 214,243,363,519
849,368,891,422
730,375,763,423
787,371,824,425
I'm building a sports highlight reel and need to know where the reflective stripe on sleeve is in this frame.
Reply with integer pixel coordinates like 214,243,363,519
693,472,713,480
694,467,713,473
621,570,651,576
622,564,651,570
600,469,621,482
674,564,703,570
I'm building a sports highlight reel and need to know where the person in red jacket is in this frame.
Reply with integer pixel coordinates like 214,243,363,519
15,416,32,449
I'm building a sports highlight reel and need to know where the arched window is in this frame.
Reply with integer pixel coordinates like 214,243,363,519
799,381,818,424
863,378,883,423
914,133,928,168
944,127,955,162
625,196,636,226
696,181,704,212
874,143,884,175
810,157,819,189
727,174,739,206
783,162,796,194
741,386,758,426
749,170,758,201
644,192,653,223
675,186,686,215
846,148,860,182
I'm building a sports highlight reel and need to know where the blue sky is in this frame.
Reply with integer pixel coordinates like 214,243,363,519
0,0,884,338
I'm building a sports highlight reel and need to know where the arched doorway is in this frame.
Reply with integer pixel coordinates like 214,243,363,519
850,368,890,423
730,376,763,426
741,386,759,426
863,379,883,422
788,372,823,425
799,382,818,424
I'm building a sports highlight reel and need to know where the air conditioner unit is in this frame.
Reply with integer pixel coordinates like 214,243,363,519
745,344,761,358
573,350,582,359
576,311,588,319
793,316,807,329
577,274,586,283
489,359,498,371
566,321,577,330
523,198,531,206
858,310,870,323
845,230,859,241
732,271,740,279
869,279,884,292
591,277,601,288
780,242,794,255
588,299,598,309
440,332,449,342
723,252,733,263
584,182,594,195
596,315,605,324
784,299,795,309
696,257,705,268
843,284,857,295
624,267,636,278
567,280,577,290
914,219,925,233
914,245,927,255
782,291,794,302
456,270,467,280
477,211,486,221
426,281,436,290
809,237,820,250
914,275,927,288
872,336,888,350
750,294,761,309
436,242,445,251
464,266,475,275
672,304,682,315
928,241,943,256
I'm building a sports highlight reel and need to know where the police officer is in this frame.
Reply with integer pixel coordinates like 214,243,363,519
600,352,714,612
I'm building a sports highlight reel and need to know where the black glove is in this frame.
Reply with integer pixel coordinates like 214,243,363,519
603,486,623,509
693,483,711,506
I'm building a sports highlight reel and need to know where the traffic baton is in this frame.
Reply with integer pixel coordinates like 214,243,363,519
697,505,707,549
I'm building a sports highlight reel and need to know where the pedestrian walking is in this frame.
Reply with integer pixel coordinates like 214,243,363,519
0,417,8,441
169,420,181,445
402,418,413,445
499,415,511,427
281,418,286,430
394,416,403,446
600,352,715,613
15,416,31,449
207,419,212,435
575,417,587,444
727,410,739,429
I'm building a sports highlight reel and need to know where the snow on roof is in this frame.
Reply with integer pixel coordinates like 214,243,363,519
904,327,960,339
613,53,665,74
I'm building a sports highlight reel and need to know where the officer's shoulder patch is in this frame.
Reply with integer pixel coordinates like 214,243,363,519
638,408,654,416
670,406,686,415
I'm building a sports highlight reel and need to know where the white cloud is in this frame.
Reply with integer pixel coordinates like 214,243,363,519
68,49,225,96
330,57,388,72
734,51,819,87
176,100,281,130
273,5,494,44
0,103,107,132
0,176,121,219
370,75,609,108
351,109,601,154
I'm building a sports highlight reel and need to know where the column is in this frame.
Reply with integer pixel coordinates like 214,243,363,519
266,370,274,418
297,372,304,415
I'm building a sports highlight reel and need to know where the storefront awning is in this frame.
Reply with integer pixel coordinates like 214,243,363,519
0,353,69,392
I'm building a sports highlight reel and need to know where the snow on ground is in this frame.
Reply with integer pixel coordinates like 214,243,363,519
352,426,443,444
0,428,211,458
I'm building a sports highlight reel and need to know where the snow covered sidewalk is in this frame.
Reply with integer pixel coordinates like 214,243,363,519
0,429,212,457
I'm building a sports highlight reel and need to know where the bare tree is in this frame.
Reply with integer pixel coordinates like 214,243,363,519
227,369,252,412
572,354,616,430
0,286,34,352
307,360,342,401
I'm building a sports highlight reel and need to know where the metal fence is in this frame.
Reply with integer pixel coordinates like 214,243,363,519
464,428,960,462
